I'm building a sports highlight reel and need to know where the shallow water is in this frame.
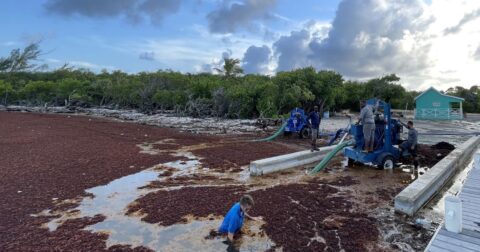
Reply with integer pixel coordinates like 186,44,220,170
39,150,274,251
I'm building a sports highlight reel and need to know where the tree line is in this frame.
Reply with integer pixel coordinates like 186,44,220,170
1,43,479,118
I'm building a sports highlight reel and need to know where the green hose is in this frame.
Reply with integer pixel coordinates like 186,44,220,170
254,122,287,142
309,139,355,174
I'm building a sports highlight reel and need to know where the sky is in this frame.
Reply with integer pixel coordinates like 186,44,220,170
1,0,480,91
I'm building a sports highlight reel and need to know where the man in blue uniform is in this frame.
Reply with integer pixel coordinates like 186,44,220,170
308,106,321,152
219,195,261,241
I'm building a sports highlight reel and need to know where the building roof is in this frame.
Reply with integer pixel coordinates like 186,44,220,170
414,87,465,102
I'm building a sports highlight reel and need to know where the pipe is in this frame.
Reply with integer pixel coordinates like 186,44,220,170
309,139,355,174
338,132,349,145
254,122,287,142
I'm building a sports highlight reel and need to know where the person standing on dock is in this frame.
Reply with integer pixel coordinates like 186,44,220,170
357,100,375,152
219,195,261,242
308,106,321,152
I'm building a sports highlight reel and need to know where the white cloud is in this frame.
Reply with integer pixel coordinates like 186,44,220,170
419,0,480,90
69,60,117,71
247,0,480,91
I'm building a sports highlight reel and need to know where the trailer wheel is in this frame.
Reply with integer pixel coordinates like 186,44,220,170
378,155,395,170
347,158,357,167
299,127,310,139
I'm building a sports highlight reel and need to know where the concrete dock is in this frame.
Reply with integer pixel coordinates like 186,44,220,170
426,151,480,252
395,136,480,216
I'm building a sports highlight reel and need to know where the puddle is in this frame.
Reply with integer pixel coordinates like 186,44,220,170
46,167,163,231
164,159,201,171
89,216,273,252
35,151,274,251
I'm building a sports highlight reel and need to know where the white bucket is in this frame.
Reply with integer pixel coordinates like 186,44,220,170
323,111,330,119
474,151,480,169
444,196,462,233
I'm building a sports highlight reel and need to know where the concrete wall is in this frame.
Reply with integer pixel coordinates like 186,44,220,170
250,145,338,176
394,136,480,216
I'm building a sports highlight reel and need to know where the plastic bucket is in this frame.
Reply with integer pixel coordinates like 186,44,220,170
444,196,462,233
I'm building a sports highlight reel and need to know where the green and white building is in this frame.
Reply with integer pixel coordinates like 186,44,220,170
414,87,464,120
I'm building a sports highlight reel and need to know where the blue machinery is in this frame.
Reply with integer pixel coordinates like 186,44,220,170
284,108,310,138
343,98,404,169
258,101,407,170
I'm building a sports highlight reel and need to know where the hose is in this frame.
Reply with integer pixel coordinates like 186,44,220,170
309,139,355,175
254,122,287,142
418,132,480,136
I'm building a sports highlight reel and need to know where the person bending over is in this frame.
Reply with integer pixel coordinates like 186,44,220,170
219,195,261,241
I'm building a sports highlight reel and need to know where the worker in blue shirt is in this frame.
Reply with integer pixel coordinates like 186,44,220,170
219,195,261,241
399,120,419,168
308,106,321,152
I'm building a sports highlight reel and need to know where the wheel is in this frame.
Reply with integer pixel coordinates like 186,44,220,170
377,155,395,170
347,158,357,167
283,131,292,137
299,127,310,139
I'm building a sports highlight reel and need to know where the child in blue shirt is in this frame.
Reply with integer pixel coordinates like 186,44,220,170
219,195,261,241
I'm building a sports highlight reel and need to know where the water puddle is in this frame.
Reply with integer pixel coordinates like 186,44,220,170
45,167,163,231
88,216,272,252
34,151,274,251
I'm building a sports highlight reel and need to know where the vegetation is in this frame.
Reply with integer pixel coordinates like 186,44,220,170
1,43,479,118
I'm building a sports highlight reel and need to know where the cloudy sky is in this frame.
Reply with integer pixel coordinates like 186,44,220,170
1,0,480,91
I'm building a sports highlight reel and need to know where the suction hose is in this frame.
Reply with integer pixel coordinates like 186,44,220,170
309,139,355,175
254,122,287,142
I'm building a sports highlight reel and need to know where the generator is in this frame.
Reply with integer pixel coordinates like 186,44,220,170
283,108,310,138
343,98,405,169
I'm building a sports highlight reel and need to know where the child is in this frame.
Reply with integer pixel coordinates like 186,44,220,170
219,195,261,241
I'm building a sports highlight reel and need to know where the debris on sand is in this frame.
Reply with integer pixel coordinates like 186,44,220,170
431,141,455,150
416,142,455,168
128,180,382,251
127,186,245,226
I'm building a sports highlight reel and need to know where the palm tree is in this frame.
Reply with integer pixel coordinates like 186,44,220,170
215,58,243,78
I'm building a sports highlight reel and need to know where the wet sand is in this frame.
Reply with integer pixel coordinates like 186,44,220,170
0,111,457,251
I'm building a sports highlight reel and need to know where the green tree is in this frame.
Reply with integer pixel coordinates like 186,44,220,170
21,80,55,105
0,42,42,73
311,70,343,113
215,58,244,78
0,80,13,105
56,78,88,105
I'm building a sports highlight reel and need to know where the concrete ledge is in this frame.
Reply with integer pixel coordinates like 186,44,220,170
249,145,338,176
394,136,480,216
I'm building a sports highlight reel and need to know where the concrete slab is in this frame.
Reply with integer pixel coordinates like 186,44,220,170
394,136,480,216
249,145,339,176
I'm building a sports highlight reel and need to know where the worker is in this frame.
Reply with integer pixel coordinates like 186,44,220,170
357,100,375,152
399,120,419,168
308,105,321,152
219,195,261,242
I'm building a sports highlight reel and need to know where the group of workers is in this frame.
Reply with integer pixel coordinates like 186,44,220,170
357,99,418,158
217,100,419,246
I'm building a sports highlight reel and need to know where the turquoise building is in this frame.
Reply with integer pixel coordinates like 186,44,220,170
414,87,464,120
